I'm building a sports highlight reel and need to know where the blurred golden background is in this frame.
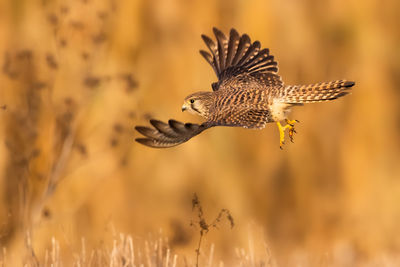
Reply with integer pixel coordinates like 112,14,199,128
1,0,400,265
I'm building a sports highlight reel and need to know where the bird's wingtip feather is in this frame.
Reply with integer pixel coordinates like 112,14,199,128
344,81,355,87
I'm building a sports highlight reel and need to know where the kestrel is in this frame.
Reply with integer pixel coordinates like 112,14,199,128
135,27,355,148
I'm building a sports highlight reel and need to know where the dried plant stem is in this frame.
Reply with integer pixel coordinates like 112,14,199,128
191,194,234,267
195,230,204,267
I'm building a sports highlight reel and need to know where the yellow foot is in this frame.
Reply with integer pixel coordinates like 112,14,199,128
277,119,299,149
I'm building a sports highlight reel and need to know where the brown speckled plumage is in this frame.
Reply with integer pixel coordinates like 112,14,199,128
135,27,355,148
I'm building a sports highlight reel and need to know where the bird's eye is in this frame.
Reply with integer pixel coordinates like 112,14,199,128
190,99,195,103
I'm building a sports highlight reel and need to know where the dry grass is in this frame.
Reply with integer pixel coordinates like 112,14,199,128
1,0,400,266
1,230,276,267
2,231,400,266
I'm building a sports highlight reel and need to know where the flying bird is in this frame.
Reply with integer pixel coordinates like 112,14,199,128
135,27,355,149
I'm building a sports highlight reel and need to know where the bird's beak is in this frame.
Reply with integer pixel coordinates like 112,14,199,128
181,103,188,112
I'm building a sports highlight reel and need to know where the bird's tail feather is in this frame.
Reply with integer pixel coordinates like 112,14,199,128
280,80,355,104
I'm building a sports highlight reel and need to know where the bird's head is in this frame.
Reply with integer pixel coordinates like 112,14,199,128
182,91,213,118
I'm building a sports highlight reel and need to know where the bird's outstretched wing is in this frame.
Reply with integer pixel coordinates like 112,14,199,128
135,108,271,148
135,119,214,148
200,27,283,91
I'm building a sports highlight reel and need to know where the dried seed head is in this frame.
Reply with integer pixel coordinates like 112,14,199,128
227,212,235,228
84,76,101,88
59,39,67,47
199,219,208,231
46,53,58,69
110,138,118,147
75,143,87,155
120,73,138,92
47,13,58,26
81,52,90,61
16,50,33,60
113,123,124,134
92,32,107,44
192,193,199,210
42,207,51,218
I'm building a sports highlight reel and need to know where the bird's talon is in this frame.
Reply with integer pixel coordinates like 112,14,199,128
277,119,299,148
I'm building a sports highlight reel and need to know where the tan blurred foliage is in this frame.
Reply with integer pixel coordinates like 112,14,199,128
0,0,400,265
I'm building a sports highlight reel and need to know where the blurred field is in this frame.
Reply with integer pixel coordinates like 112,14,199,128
1,0,400,266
